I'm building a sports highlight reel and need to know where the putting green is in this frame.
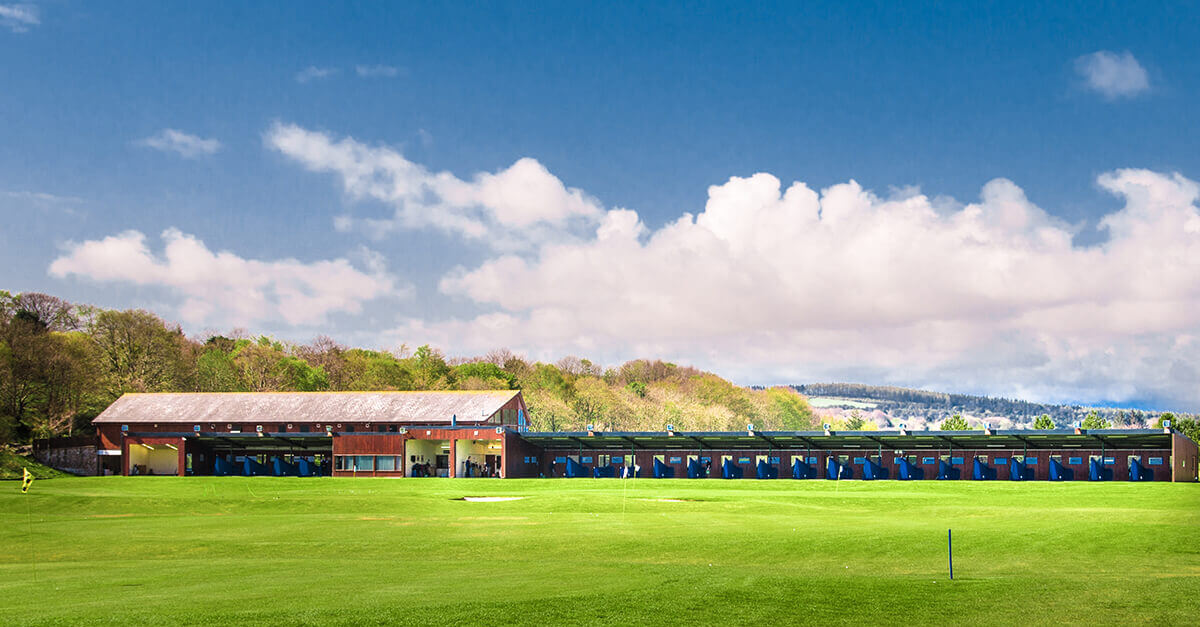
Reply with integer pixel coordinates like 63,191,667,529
1,477,1197,625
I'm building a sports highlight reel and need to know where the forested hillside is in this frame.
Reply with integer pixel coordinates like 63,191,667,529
791,382,1168,428
0,291,816,444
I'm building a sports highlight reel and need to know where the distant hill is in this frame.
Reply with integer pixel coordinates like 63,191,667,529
781,382,1164,429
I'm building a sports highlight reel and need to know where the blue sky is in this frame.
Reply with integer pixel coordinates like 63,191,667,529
4,2,1200,409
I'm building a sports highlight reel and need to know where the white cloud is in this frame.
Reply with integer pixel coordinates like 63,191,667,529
0,3,38,32
264,122,604,246
49,229,403,327
355,64,400,78
137,129,222,159
266,125,1200,406
295,66,337,83
377,168,1200,408
1075,50,1150,98
1,190,82,204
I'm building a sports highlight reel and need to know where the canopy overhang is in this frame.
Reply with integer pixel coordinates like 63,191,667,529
519,429,1178,451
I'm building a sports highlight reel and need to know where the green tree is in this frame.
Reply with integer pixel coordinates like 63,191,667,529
940,414,970,430
1154,413,1200,443
1033,414,1055,429
453,362,517,390
88,309,193,396
197,349,243,392
1080,410,1112,430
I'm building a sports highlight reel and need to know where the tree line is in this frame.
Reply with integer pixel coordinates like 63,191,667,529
0,291,817,445
791,382,1171,428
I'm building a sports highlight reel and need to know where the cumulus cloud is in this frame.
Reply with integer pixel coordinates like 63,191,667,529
49,229,402,327
264,122,604,245
0,3,38,32
355,64,400,78
1075,50,1150,98
295,66,337,83
374,168,1200,408
137,129,222,159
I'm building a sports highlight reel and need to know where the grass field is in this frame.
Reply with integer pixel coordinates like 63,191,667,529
1,477,1197,625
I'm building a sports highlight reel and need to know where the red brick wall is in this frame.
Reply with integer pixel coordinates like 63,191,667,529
1172,433,1199,482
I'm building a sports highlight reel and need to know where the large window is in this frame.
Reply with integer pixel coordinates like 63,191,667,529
335,455,380,471
376,456,396,471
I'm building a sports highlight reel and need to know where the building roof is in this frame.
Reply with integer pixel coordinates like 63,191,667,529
93,391,521,425
520,428,1181,451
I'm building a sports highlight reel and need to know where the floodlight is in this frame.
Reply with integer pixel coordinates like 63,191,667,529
666,424,675,433
495,426,504,434
1163,419,1172,428
586,423,594,432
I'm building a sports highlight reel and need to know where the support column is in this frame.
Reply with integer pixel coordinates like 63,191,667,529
177,438,187,477
499,434,506,479
449,437,457,478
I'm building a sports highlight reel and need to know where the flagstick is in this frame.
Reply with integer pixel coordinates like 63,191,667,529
27,493,36,583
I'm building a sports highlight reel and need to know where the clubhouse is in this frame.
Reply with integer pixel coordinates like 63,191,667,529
63,390,1199,482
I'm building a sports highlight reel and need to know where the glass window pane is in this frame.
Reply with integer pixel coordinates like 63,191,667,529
355,455,374,471
376,456,395,471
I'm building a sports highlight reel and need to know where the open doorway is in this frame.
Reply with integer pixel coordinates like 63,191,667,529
127,443,178,476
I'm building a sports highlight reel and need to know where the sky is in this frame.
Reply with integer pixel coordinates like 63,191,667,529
3,2,1200,410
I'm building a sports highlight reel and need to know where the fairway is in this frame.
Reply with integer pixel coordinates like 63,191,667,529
1,478,1197,625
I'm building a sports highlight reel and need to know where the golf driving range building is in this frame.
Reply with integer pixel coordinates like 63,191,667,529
78,390,1199,482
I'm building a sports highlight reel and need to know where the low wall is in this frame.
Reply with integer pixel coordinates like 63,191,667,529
33,443,98,476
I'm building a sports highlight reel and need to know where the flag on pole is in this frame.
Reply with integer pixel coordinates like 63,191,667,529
21,467,34,494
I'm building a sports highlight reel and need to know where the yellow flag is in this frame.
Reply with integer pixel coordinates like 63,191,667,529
21,467,33,494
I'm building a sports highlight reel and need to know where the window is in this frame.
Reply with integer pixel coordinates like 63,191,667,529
995,458,1008,465
807,456,818,464
299,424,310,433
769,457,781,464
1025,458,1038,464
1068,457,1082,465
581,456,593,464
700,457,711,463
354,455,374,471
977,456,988,463
612,456,624,464
121,425,129,432
669,457,682,463
193,425,201,432
951,457,964,465
376,456,396,471
922,457,935,465
335,456,350,471
345,424,355,433
853,457,866,464
1148,457,1164,465
1103,457,1115,464
737,457,751,464
554,456,567,463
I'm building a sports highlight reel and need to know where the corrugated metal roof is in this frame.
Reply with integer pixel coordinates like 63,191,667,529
92,391,521,424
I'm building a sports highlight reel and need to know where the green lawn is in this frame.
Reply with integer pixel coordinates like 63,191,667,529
1,477,1197,625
